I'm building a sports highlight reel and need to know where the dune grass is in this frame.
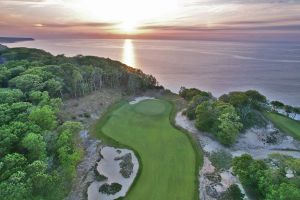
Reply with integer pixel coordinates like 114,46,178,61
265,112,300,140
94,99,199,200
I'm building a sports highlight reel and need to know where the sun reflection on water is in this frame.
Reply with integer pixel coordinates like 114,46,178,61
122,39,136,67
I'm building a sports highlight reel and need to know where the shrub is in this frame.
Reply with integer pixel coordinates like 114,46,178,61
220,184,244,200
99,183,122,195
209,150,232,170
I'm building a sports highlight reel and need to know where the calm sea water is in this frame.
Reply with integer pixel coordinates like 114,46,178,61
6,39,300,106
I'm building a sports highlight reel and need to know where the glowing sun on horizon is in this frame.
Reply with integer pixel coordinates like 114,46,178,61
120,21,138,33
71,0,179,34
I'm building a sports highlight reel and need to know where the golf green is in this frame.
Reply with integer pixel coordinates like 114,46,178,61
100,99,198,200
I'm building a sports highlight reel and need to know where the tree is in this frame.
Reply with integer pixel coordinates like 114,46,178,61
277,183,300,200
22,132,46,161
57,144,81,178
179,87,212,101
8,74,44,93
26,160,53,196
216,106,243,145
186,94,211,120
219,92,249,108
271,101,284,111
0,88,23,104
56,122,83,179
0,121,42,157
0,171,30,200
0,66,10,87
195,101,216,132
71,69,83,97
29,91,50,105
245,90,267,110
22,67,53,81
232,154,254,183
8,65,26,78
284,105,293,117
45,78,63,97
58,121,83,135
221,184,244,200
29,105,57,130
1,153,27,181
245,90,267,104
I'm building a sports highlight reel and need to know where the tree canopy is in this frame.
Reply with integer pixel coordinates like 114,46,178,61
0,47,159,199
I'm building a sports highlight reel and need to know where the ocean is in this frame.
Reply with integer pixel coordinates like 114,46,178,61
6,39,300,106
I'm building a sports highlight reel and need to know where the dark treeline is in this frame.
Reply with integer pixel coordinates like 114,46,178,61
0,47,159,98
0,47,159,200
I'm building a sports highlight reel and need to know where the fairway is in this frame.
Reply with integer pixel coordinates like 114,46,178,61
100,99,197,200
265,112,300,140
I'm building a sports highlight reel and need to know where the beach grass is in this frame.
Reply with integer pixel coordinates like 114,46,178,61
93,99,199,200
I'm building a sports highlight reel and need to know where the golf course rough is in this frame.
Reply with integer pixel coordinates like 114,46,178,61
101,99,197,200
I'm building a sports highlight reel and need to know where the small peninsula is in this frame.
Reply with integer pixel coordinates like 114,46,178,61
0,37,34,43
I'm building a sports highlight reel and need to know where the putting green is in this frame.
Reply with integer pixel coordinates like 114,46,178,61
99,99,198,200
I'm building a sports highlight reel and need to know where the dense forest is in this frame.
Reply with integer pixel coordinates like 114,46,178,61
0,46,158,200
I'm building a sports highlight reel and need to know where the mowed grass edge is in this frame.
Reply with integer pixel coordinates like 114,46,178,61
167,97,203,200
91,98,202,200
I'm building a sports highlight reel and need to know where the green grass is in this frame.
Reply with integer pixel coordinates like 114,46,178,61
265,112,300,140
94,99,199,200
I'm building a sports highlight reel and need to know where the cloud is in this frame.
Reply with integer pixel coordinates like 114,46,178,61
186,0,300,6
218,17,300,26
37,22,117,28
4,0,45,2
140,23,300,32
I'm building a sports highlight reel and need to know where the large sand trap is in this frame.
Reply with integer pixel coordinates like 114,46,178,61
87,147,139,200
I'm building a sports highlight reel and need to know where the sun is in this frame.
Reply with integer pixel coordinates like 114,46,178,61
120,21,138,34
70,0,180,34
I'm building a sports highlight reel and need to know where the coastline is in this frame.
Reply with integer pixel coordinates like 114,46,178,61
0,37,34,44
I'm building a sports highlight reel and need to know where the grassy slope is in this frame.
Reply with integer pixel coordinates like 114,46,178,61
265,112,300,140
95,99,198,200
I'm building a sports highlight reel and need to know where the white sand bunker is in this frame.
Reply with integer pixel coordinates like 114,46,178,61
129,96,155,105
87,147,139,200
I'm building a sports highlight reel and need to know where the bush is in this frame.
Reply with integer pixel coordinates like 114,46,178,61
99,183,122,195
115,153,134,178
179,87,212,101
209,150,232,170
83,112,91,118
220,184,244,200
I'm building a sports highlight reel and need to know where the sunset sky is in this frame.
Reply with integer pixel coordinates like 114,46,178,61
1,0,300,41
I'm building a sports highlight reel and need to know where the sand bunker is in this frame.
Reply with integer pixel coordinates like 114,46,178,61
87,147,139,200
129,96,155,105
